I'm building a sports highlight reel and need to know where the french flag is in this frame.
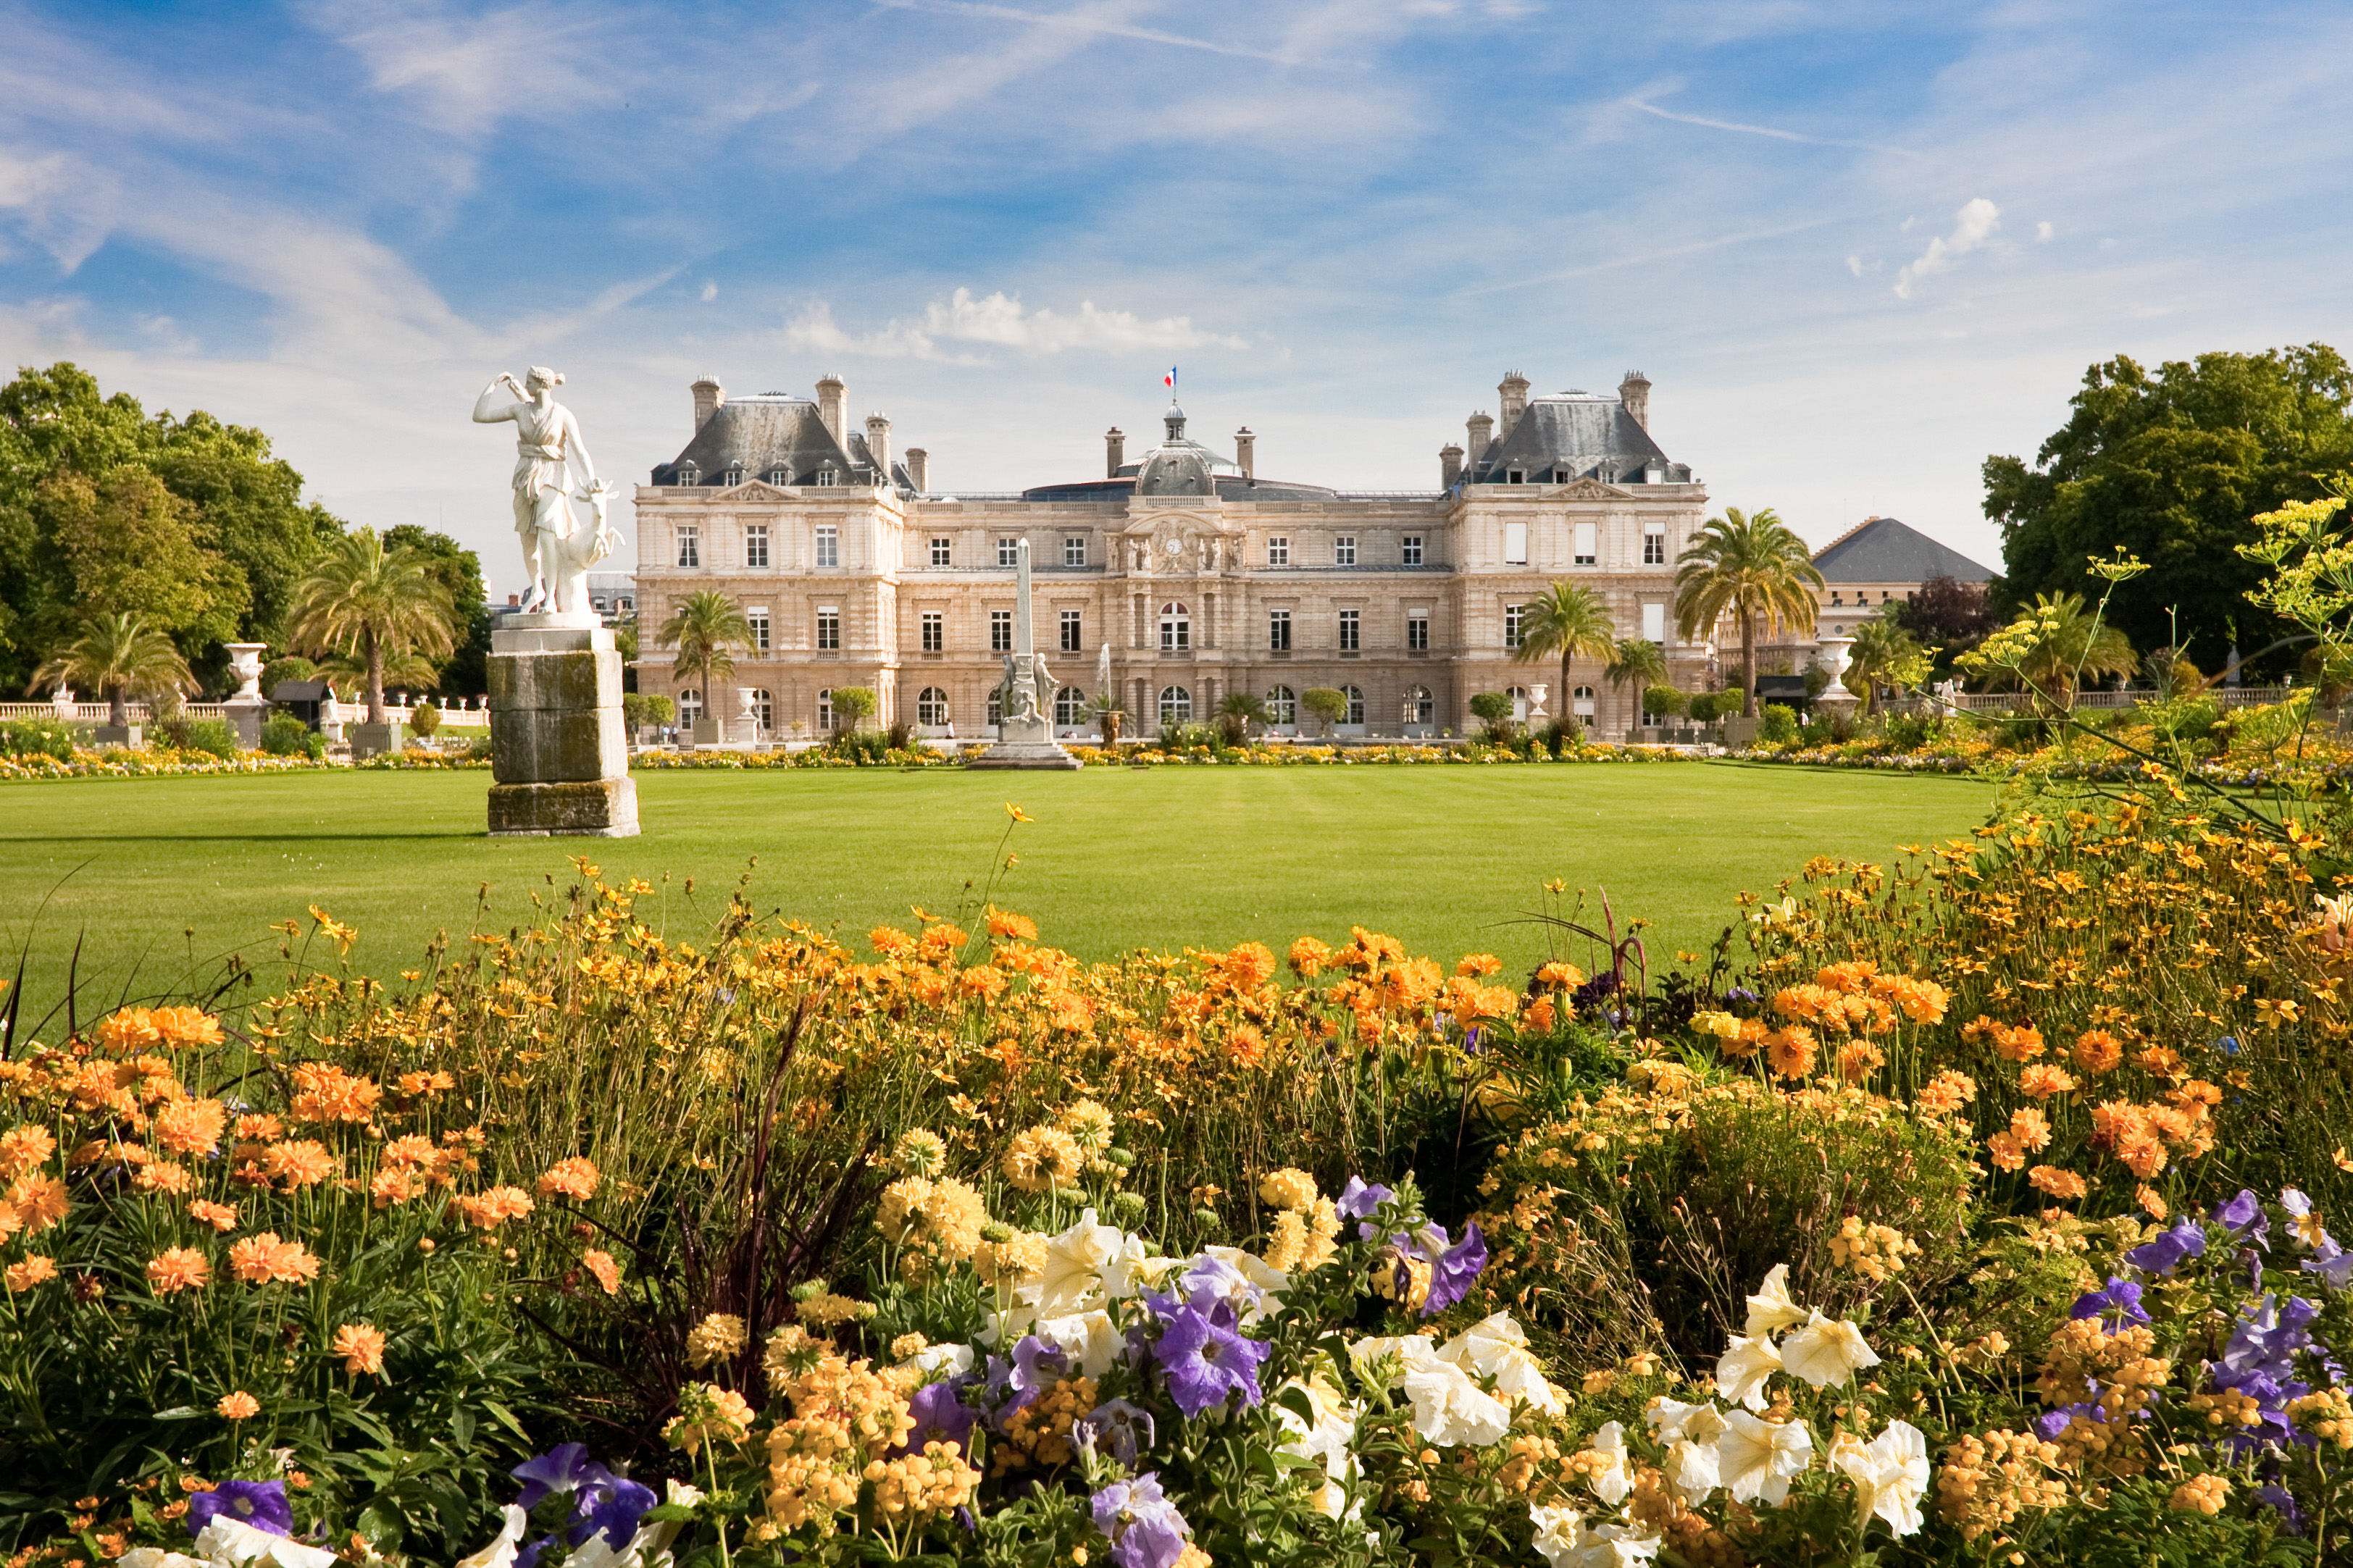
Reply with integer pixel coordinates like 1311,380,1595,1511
1163,366,1176,390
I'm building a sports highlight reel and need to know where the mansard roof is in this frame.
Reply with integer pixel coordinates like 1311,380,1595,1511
1469,393,1690,485
1018,474,1342,503
652,395,890,487
1813,516,1993,583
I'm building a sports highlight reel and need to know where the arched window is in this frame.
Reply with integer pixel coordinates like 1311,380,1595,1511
1265,684,1296,726
816,688,834,731
752,689,773,731
1403,684,1434,724
1054,687,1086,726
1159,601,1190,652
1341,684,1364,726
678,689,703,724
1158,685,1192,724
916,687,949,726
1508,684,1529,721
1573,684,1597,729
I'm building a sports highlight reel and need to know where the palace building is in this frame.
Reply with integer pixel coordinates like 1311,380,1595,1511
630,369,1715,739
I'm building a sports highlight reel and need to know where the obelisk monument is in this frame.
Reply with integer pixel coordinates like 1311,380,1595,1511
969,538,1080,771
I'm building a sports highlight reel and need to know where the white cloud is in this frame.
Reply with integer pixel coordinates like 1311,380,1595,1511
311,0,619,138
701,280,718,301
2035,220,2053,241
1892,197,1999,299
782,288,1247,362
1844,255,1863,277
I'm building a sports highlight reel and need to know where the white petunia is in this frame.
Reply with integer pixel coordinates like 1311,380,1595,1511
908,1341,977,1378
1716,1409,1815,1506
1529,1504,1584,1568
451,1506,527,1568
1347,1333,1440,1392
1714,1333,1784,1411
1276,1370,1363,1517
1743,1263,1810,1338
1528,1506,1660,1568
1402,1359,1513,1448
1198,1244,1290,1324
192,1520,340,1568
1437,1312,1565,1414
1585,1420,1633,1506
1778,1311,1882,1389
1035,1209,1127,1317
1644,1399,1728,1503
1027,1308,1126,1377
564,1476,703,1568
119,1553,206,1568
1832,1419,1931,1537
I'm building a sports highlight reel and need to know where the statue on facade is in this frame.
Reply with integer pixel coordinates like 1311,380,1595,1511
473,367,601,614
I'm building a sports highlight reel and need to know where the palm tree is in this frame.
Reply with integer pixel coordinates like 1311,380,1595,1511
1981,593,2136,716
30,612,193,728
656,590,752,720
1673,507,1823,717
285,529,457,726
1603,636,1667,694
1513,583,1618,711
1215,690,1268,747
1844,609,1926,716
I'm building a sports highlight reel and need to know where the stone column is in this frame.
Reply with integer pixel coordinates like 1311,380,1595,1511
486,613,639,837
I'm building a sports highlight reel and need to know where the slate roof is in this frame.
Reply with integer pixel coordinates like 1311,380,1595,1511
651,395,912,490
1019,402,1337,503
1469,393,1692,485
1812,516,1992,584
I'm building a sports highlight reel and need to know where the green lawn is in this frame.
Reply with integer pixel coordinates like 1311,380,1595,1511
0,763,1997,1023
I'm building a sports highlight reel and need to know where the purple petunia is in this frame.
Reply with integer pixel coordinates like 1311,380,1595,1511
1011,1334,1069,1396
512,1444,600,1510
904,1380,977,1454
509,1443,654,1567
1074,1397,1156,1467
1426,1220,1487,1315
2125,1219,2208,1278
2214,1189,2272,1249
2070,1277,2150,1330
188,1481,292,1540
1334,1177,1391,1223
1149,1300,1269,1417
2253,1484,2306,1534
1090,1473,1191,1568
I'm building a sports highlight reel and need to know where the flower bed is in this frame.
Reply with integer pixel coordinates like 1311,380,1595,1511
0,746,490,780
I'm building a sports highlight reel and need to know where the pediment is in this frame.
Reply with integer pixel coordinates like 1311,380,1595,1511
724,480,797,502
1555,478,1635,500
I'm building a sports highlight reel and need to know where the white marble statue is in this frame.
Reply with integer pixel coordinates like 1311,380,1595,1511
472,366,601,613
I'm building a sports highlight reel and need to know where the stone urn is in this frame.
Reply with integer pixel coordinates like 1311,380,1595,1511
50,687,75,721
1527,682,1550,723
737,686,761,744
1815,635,1859,713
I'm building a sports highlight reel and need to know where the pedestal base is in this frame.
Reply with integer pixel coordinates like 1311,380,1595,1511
488,777,640,837
225,699,270,751
967,735,1082,770
92,724,141,749
350,721,404,760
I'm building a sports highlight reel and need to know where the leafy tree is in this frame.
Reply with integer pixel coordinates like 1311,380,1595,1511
382,525,488,697
1466,690,1515,743
30,611,193,729
1986,345,2353,674
1604,637,1667,697
285,529,459,726
1959,592,2136,716
1300,687,1350,737
1511,582,1616,706
1894,575,1995,675
658,591,751,714
1642,683,1688,719
35,466,246,650
830,686,878,732
1673,506,1823,716
1844,608,1934,715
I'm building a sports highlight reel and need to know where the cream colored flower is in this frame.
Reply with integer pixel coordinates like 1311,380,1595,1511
1274,1366,1361,1514
1346,1333,1439,1393
1743,1263,1809,1337
1026,1308,1125,1377
1584,1420,1632,1505
1401,1358,1512,1447
1436,1312,1563,1414
1644,1397,1728,1502
454,1506,528,1568
1833,1418,1930,1536
1714,1333,1784,1411
1529,1505,1660,1568
1035,1209,1125,1317
1716,1409,1815,1505
1779,1311,1882,1389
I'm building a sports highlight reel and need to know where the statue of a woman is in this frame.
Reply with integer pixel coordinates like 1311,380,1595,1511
473,367,599,613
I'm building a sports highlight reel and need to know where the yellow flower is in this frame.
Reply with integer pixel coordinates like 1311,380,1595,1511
1004,802,1035,823
687,1312,749,1368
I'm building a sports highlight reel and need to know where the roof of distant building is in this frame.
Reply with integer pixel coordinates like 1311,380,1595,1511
652,395,913,490
1471,393,1690,485
1024,401,1337,502
1812,516,1993,584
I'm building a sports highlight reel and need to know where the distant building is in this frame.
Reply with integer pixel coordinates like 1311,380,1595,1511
1812,516,1992,638
630,369,1715,739
585,571,635,619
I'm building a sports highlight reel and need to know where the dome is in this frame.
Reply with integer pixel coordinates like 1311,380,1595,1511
1134,445,1214,498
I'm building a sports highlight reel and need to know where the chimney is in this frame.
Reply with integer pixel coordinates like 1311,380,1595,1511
1497,370,1530,439
691,374,724,431
1105,426,1125,478
1234,427,1254,479
864,413,893,479
905,447,929,492
815,372,846,442
1440,443,1464,488
1466,410,1495,468
1619,369,1652,431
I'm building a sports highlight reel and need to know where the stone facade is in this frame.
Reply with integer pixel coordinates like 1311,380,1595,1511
631,371,1715,740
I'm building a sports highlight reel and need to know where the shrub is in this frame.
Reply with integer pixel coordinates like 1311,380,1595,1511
178,717,239,758
1758,702,1800,744
408,701,443,737
1878,709,1942,750
1300,687,1350,734
1642,683,1688,719
622,692,676,730
831,685,878,731
260,654,317,692
0,718,75,761
260,711,312,755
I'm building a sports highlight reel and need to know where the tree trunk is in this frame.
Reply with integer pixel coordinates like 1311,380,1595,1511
366,628,387,726
1560,649,1573,732
108,682,128,729
1741,611,1759,718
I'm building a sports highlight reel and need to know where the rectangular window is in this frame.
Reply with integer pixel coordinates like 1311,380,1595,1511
1505,604,1525,649
930,537,951,566
1642,602,1667,644
1338,609,1360,652
676,524,701,569
1334,535,1357,567
1267,536,1290,567
1573,521,1597,566
1408,613,1429,652
816,609,840,650
1401,534,1424,566
991,611,1013,652
921,613,943,653
1061,610,1082,653
748,612,770,652
1643,523,1666,566
1504,521,1529,565
1063,535,1087,568
997,537,1019,568
1269,609,1292,651
815,524,839,568
745,524,769,569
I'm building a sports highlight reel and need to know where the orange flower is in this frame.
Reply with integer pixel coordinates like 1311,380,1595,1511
1986,1131,2028,1173
535,1158,601,1202
2018,1064,2078,1099
2136,1185,2170,1220
2120,1139,2168,1180
2009,1108,2053,1153
135,1160,193,1196
0,1125,57,1180
1288,937,1333,978
1836,1041,1886,1082
582,1249,622,1295
4,1255,57,1291
216,1391,259,1420
8,1173,67,1233
1223,1023,1266,1069
188,1198,238,1233
151,1099,227,1157
2073,1030,2124,1074
146,1247,212,1295
265,1141,338,1189
99,1007,162,1054
1992,1023,2045,1063
1221,942,1276,989
234,1113,285,1142
1915,1070,1976,1115
1765,1027,1818,1080
332,1323,387,1375
371,1167,425,1207
149,1006,225,1048
2028,1165,2089,1201
985,905,1038,942
453,1186,535,1230
228,1232,320,1286
289,1064,381,1123
2136,1045,2186,1080
1455,953,1503,977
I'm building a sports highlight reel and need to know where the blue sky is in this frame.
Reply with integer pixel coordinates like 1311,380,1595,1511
4,0,2349,596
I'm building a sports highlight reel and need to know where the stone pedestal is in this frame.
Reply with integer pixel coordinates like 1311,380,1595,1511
487,615,639,837
225,697,271,751
350,721,404,760
93,724,141,749
968,712,1081,770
